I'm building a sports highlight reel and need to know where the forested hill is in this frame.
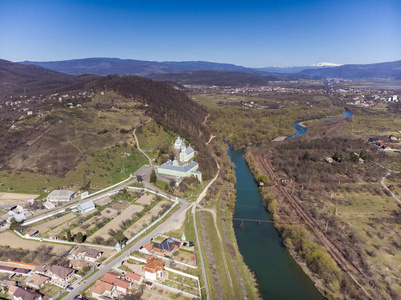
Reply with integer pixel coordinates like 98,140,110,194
0,63,217,179
0,59,96,96
148,70,285,86
79,75,217,179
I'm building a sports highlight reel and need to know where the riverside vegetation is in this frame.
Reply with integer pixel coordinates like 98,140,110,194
191,91,344,149
191,88,401,299
247,108,401,299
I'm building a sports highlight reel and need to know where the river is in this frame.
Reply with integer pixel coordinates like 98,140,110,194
229,108,353,299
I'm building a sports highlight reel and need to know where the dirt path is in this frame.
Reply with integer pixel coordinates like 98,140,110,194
381,171,401,205
133,117,153,167
254,151,373,299
206,135,215,145
200,208,234,294
202,114,210,126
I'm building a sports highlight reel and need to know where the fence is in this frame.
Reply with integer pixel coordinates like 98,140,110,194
13,230,115,249
82,175,134,200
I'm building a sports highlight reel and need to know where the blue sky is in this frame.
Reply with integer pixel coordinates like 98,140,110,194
0,0,400,67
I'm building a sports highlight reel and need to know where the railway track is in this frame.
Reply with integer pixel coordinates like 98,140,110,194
255,153,375,299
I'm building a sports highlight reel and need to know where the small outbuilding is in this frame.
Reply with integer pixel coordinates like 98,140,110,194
77,201,95,214
47,190,75,202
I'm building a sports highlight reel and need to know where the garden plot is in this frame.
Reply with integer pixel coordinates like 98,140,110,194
135,193,155,205
122,261,144,274
34,213,77,233
94,196,113,206
87,205,143,242
173,250,196,266
0,232,72,254
123,202,167,237
71,208,118,235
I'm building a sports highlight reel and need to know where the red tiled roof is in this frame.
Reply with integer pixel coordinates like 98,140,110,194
125,272,141,282
92,280,113,295
144,243,153,252
102,272,130,290
143,258,164,273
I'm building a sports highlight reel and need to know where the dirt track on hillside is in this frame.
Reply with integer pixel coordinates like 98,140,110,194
252,148,376,299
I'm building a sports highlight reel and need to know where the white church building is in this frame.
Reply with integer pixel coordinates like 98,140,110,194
174,137,194,162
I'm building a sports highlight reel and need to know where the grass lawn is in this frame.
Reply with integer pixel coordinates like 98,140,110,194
40,283,62,298
203,211,236,299
344,114,401,139
314,184,401,296
195,211,215,300
136,120,176,159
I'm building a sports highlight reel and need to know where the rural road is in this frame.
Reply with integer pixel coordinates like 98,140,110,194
65,197,190,300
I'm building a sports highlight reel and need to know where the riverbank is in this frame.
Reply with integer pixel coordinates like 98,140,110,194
177,139,261,300
243,150,343,299
229,146,323,300
231,108,369,299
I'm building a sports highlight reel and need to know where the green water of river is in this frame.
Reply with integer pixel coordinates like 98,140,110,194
229,146,323,300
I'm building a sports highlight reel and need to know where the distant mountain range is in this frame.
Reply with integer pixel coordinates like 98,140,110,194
21,58,263,77
19,57,401,79
148,70,304,86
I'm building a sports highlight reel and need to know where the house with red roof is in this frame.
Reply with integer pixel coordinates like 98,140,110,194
91,280,116,300
140,243,153,254
142,258,164,281
125,272,143,285
101,272,131,294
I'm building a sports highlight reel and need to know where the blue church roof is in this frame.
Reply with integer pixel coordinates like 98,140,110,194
158,160,198,172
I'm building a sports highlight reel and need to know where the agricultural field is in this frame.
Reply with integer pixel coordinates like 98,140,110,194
20,189,173,247
70,207,118,235
135,193,155,205
34,213,77,234
123,201,170,237
87,204,144,242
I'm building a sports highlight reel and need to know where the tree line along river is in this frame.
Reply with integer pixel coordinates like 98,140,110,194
229,108,353,299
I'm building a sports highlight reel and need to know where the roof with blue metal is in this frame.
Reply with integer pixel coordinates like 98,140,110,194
158,160,198,172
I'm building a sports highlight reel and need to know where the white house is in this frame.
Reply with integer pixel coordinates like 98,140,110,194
142,258,164,281
34,265,75,283
70,246,103,262
77,201,95,214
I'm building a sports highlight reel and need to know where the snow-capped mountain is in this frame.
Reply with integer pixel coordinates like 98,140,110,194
311,62,343,67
